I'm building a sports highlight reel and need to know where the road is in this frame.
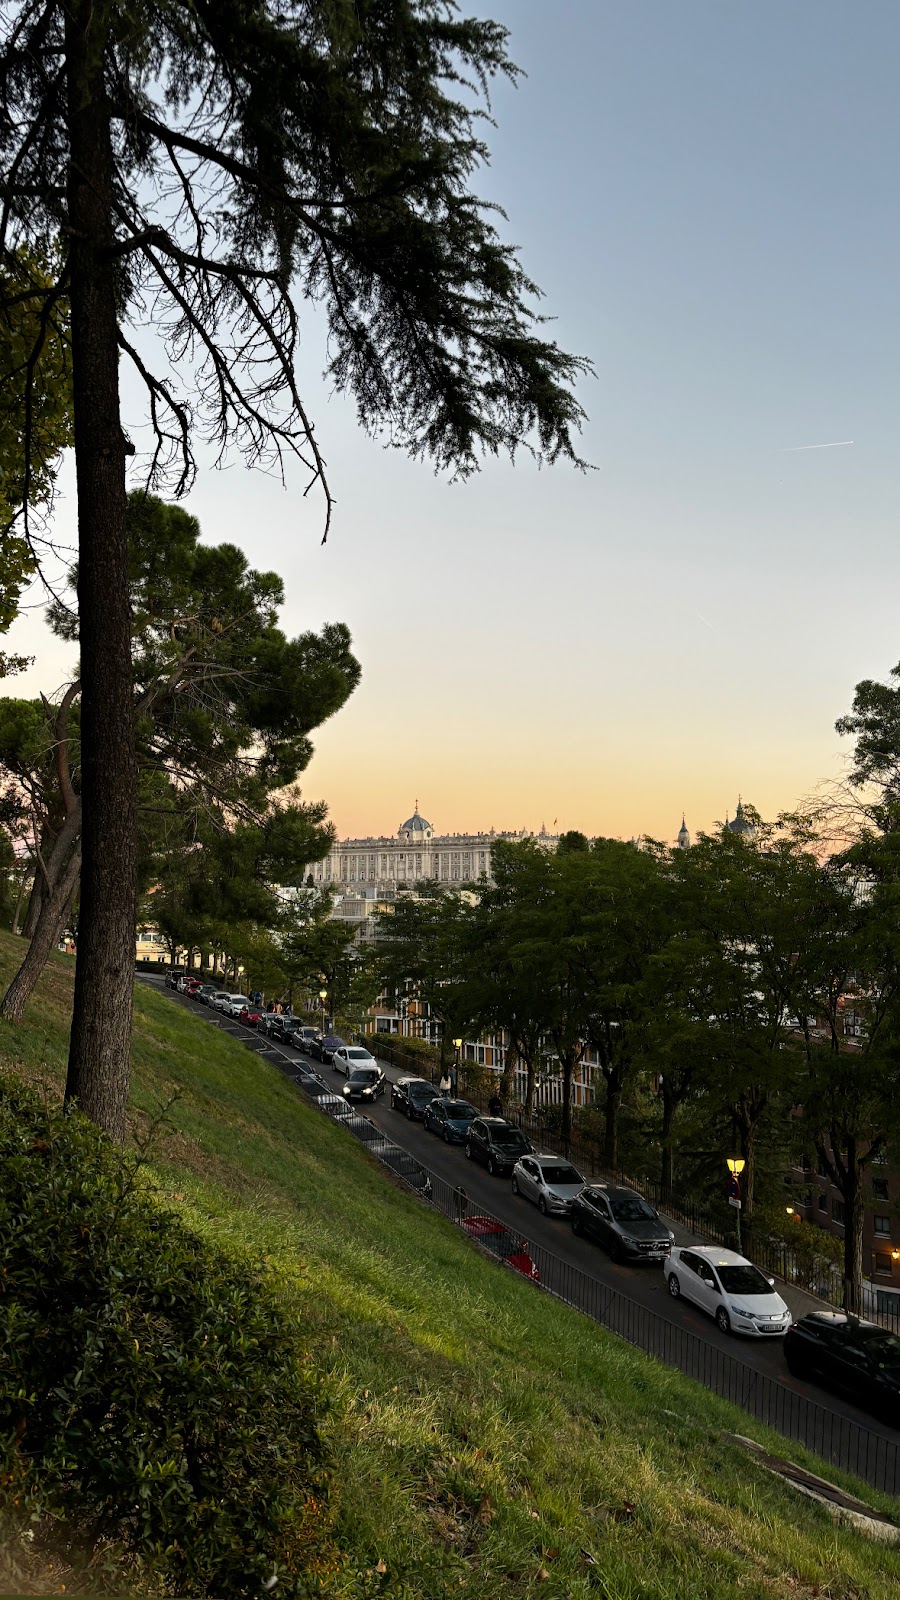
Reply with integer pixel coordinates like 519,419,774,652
144,978,900,1452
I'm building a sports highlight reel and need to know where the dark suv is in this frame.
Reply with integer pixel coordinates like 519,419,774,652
390,1076,439,1121
570,1185,673,1262
783,1312,900,1423
464,1117,533,1176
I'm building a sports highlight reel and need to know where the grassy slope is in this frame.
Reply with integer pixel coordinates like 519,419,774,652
1,932,898,1600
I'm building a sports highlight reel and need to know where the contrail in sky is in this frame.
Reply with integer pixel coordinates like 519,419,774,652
776,440,854,452
696,611,716,633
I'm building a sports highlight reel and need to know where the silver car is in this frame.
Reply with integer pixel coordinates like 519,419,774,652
332,1045,377,1076
511,1154,585,1216
225,994,251,1017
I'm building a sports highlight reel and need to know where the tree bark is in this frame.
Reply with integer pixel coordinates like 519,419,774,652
602,1060,625,1172
842,1137,864,1314
63,4,137,1142
660,1080,677,1196
2,845,82,1022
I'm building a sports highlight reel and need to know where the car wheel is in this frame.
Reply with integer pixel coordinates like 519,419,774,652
571,1212,582,1236
406,1104,413,1120
538,1196,547,1216
465,1143,473,1161
511,1176,520,1195
608,1235,623,1263
667,1273,681,1299
487,1156,496,1176
443,1127,450,1142
715,1306,731,1335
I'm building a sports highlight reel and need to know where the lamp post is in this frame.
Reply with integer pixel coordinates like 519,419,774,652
726,1157,746,1253
319,988,327,1034
452,1037,462,1097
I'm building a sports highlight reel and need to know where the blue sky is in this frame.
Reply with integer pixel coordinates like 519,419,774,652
11,0,900,842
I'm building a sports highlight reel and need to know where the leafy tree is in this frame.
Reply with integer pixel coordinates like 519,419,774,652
0,0,589,1137
374,884,472,1068
0,493,356,1038
0,250,71,628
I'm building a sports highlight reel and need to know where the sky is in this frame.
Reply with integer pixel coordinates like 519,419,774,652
8,1,900,845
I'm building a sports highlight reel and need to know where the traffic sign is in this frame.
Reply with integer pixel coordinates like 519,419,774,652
728,1196,742,1210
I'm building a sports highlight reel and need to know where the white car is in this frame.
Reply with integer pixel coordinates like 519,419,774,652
316,1093,356,1121
210,991,232,1012
224,994,251,1017
666,1246,790,1337
331,1045,377,1076
511,1154,585,1216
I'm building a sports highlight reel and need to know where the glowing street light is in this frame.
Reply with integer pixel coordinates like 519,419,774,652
726,1157,746,1251
319,988,327,1032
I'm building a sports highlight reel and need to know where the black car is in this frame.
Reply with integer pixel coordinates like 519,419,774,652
268,1015,304,1044
294,1026,320,1051
423,1097,478,1144
464,1117,533,1176
783,1312,900,1423
380,1144,433,1197
390,1076,440,1121
570,1185,674,1262
165,970,185,990
342,1066,386,1102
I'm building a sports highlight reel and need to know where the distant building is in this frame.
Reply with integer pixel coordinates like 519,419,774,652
305,806,559,897
676,816,691,849
725,798,754,838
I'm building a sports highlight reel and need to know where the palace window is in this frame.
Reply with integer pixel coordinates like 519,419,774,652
874,1252,894,1275
874,1215,892,1237
832,1198,845,1225
873,1178,889,1203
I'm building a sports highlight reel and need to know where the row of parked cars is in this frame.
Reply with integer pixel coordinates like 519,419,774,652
166,977,900,1423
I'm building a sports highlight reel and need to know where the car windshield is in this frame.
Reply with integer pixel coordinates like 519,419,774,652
232,997,250,1005
409,1083,437,1099
716,1264,773,1296
349,1068,380,1084
856,1329,900,1368
346,1049,371,1060
445,1101,476,1120
610,1195,657,1222
541,1165,583,1186
492,1126,529,1148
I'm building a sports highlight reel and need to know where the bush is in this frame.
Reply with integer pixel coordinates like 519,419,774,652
0,1081,336,1597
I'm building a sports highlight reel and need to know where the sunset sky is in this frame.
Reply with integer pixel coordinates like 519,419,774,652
9,1,900,845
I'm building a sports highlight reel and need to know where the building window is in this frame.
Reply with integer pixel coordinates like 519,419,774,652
874,1253,894,1275
832,1198,845,1226
817,1192,828,1212
873,1178,889,1203
873,1215,892,1237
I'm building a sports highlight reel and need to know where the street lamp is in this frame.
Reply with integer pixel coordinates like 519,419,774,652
452,1037,462,1095
319,988,327,1033
726,1157,746,1252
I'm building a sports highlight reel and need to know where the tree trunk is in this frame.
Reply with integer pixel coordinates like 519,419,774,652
842,1138,864,1314
602,1061,624,1172
11,864,33,936
499,1039,518,1102
524,1055,538,1114
2,845,82,1022
660,1080,677,1197
63,6,137,1143
560,1051,575,1155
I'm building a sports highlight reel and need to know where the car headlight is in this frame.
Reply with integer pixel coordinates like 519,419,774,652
619,1235,637,1247
730,1305,752,1318
668,1231,675,1242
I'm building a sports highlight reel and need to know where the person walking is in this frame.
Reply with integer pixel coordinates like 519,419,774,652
488,1089,503,1118
439,1067,452,1097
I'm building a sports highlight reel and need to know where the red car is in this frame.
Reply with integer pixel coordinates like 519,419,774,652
461,1215,540,1282
238,1006,264,1027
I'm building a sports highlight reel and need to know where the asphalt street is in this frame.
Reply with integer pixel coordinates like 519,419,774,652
144,976,900,1450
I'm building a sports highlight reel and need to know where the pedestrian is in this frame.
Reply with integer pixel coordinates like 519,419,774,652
450,1060,459,1097
454,1184,469,1222
488,1089,503,1118
267,1000,274,1014
439,1067,452,1097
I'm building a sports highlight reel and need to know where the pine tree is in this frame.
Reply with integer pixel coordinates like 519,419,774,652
0,1,589,1136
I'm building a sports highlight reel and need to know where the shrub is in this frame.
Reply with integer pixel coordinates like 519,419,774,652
0,1080,336,1597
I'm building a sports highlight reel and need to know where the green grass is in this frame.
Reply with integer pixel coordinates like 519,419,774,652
1,931,899,1599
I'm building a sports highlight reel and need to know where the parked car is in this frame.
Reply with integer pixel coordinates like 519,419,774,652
783,1312,900,1422
195,984,218,1005
390,1076,440,1121
316,1092,357,1122
265,1014,303,1043
317,1034,345,1065
332,1045,377,1076
571,1184,674,1261
380,1145,433,1197
342,1065,386,1102
464,1117,533,1176
224,994,252,1017
238,1005,264,1027
512,1155,585,1216
461,1215,540,1281
423,1098,478,1144
666,1246,790,1336
176,975,197,993
210,991,233,1012
165,970,184,990
294,1026,320,1051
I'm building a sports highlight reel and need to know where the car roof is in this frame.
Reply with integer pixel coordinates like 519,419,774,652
797,1310,880,1332
479,1116,514,1126
397,1075,433,1086
682,1245,754,1267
